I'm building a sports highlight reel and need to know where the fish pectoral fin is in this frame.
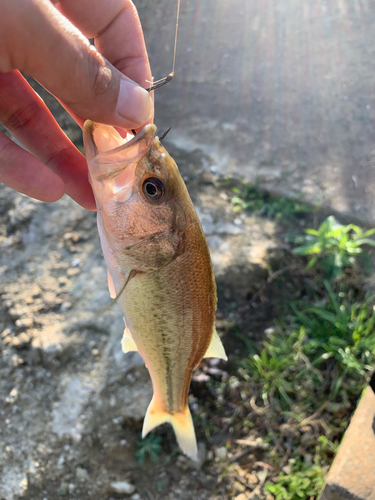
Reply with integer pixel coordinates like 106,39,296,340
203,328,228,361
107,269,116,299
121,327,138,353
98,269,138,316
142,397,198,461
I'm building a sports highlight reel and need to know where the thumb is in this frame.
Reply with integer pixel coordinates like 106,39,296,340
0,0,153,129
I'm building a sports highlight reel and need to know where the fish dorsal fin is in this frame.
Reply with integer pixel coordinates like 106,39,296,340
107,269,116,299
203,328,227,361
121,326,138,353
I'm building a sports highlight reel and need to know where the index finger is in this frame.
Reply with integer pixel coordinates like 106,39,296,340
55,0,152,88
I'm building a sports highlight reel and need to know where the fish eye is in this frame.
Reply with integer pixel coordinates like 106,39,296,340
142,177,165,202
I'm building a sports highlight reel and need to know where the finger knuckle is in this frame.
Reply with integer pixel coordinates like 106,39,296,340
3,101,40,132
88,46,113,97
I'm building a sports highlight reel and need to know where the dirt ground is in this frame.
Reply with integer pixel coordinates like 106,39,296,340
2,1,375,498
0,142,285,499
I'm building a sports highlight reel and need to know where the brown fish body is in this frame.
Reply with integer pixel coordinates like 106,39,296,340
124,220,216,413
84,122,226,459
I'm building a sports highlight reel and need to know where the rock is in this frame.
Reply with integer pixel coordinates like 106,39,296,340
304,453,313,467
75,467,90,481
109,481,136,495
214,446,227,460
60,301,71,312
319,386,375,500
130,494,141,500
234,494,250,500
233,480,246,493
15,317,34,329
246,473,258,487
5,388,18,404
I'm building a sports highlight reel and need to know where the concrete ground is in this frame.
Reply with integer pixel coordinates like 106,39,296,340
136,0,375,225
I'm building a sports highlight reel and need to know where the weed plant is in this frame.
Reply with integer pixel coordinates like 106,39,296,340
231,182,308,219
135,433,163,465
264,458,326,500
244,281,375,409
293,216,375,277
239,277,375,498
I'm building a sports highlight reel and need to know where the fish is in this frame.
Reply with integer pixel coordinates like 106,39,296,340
83,121,227,460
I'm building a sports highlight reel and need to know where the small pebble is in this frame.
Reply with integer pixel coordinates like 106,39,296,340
76,467,90,481
109,481,136,495
214,447,227,460
304,453,313,467
57,455,65,469
233,480,246,493
60,301,71,312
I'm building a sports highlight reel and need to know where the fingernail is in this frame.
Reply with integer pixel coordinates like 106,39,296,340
116,79,153,126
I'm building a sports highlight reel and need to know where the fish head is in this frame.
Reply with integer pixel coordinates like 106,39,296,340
83,121,194,271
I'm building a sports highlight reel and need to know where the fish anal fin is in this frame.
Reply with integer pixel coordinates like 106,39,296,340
203,328,227,361
107,269,116,299
121,326,138,353
142,397,198,461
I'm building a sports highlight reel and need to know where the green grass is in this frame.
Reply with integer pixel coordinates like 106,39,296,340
264,458,326,500
230,181,309,219
264,437,338,499
243,281,375,410
239,279,375,497
293,216,375,277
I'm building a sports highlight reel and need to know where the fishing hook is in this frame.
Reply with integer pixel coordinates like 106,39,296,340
146,73,174,92
159,126,172,141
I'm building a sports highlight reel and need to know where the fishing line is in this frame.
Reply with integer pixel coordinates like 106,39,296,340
171,0,180,77
146,0,181,92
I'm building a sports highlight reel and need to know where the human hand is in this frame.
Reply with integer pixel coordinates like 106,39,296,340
0,0,154,210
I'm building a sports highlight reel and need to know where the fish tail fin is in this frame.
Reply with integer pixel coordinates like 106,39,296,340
142,397,198,461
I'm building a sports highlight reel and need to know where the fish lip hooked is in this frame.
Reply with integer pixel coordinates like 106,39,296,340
83,120,157,165
102,124,156,157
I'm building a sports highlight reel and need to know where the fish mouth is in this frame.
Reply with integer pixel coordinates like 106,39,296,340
83,122,157,200
83,121,157,166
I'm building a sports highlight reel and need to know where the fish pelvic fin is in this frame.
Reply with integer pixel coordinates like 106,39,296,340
203,328,227,361
142,397,198,461
107,269,116,299
121,326,138,353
